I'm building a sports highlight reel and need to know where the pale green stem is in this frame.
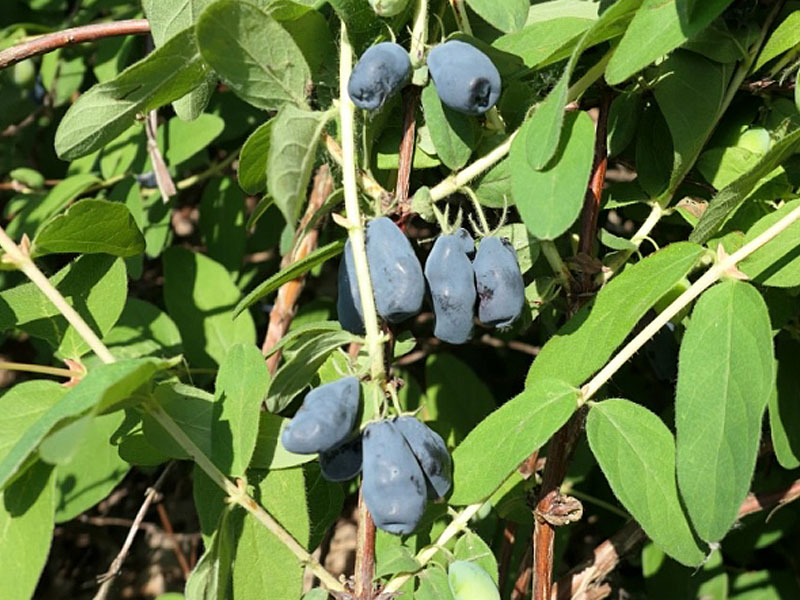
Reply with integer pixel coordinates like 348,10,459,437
449,0,472,34
339,25,387,384
0,227,116,364
462,187,490,235
428,49,612,203
383,502,484,593
409,0,429,70
0,360,74,378
541,240,573,293
147,403,344,592
581,202,800,402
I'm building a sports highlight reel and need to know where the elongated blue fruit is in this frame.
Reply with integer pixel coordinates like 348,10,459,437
448,561,500,600
425,229,476,344
348,42,411,111
394,416,452,498
362,420,427,534
281,377,360,454
427,40,501,116
337,240,365,334
319,435,362,482
473,237,524,327
366,217,425,323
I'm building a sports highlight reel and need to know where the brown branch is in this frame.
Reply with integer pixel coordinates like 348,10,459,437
552,477,800,600
532,410,586,600
577,93,611,293
155,502,192,580
144,110,177,201
498,521,518,594
262,164,334,372
0,19,151,70
511,544,533,600
353,490,377,600
394,85,420,218
93,464,171,600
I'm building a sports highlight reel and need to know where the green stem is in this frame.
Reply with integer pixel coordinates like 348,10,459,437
541,240,573,293
339,25,386,385
449,0,472,34
409,0,429,71
147,403,344,592
0,360,74,378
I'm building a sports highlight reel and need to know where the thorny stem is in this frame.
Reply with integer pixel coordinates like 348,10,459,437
383,502,484,593
147,404,344,592
582,201,800,402
0,360,75,379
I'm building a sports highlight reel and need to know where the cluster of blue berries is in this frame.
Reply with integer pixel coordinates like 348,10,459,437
348,40,501,115
280,375,451,534
338,217,525,344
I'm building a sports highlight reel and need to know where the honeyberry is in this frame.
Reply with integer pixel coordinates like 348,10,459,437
362,420,427,534
337,240,365,334
448,561,501,600
473,237,524,328
394,416,452,499
427,40,501,116
348,42,411,111
424,229,476,344
319,435,363,482
281,377,360,454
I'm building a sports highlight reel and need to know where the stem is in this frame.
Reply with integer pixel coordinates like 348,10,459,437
409,0,429,70
428,49,611,203
541,241,573,295
323,132,390,205
147,404,344,592
383,503,484,593
0,19,150,69
353,492,377,600
0,360,74,378
0,227,116,364
582,201,800,402
449,0,472,34
339,25,386,384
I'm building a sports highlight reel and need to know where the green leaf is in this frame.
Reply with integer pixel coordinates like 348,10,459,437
691,128,800,243
162,113,225,165
513,110,595,240
605,0,734,85
5,173,100,239
31,199,145,257
474,159,511,208
754,10,800,71
185,505,237,600
634,103,673,197
55,27,208,160
0,382,66,465
730,570,800,599
607,91,642,158
163,247,256,368
0,462,56,600
213,343,270,477
267,105,332,225
454,531,499,584
196,0,310,111
421,83,477,171
199,177,246,274
676,280,775,543
643,543,728,600
238,120,272,195
232,468,309,599
234,239,345,317
143,382,215,460
739,198,800,287
265,329,359,413
492,17,595,69
653,51,732,188
104,298,183,360
373,541,420,579
465,0,527,33
54,411,130,522
0,357,171,490
305,462,344,550
527,242,704,387
100,124,145,180
424,354,496,447
587,399,706,566
327,0,383,55
769,336,800,469
416,566,455,600
0,255,127,360
449,378,578,505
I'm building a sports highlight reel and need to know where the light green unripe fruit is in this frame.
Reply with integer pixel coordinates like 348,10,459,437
368,0,410,17
448,561,500,600
11,59,36,89
736,127,771,155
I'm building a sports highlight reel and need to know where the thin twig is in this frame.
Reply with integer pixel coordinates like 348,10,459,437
394,86,420,217
0,19,150,69
498,521,517,593
144,110,177,201
262,165,334,372
0,360,74,379
353,492,377,600
93,464,172,600
155,502,192,579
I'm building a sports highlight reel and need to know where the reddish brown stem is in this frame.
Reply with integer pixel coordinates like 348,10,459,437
498,521,518,593
394,86,420,219
353,490,377,599
577,93,611,291
532,411,586,600
511,544,533,600
155,502,192,579
0,19,151,70
262,165,334,371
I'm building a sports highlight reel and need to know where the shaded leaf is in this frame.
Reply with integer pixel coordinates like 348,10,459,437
238,120,272,195
739,198,800,287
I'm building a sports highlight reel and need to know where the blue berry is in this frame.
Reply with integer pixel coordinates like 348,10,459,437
348,42,411,111
394,416,452,499
425,229,476,344
427,40,501,116
319,435,363,482
473,237,524,328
